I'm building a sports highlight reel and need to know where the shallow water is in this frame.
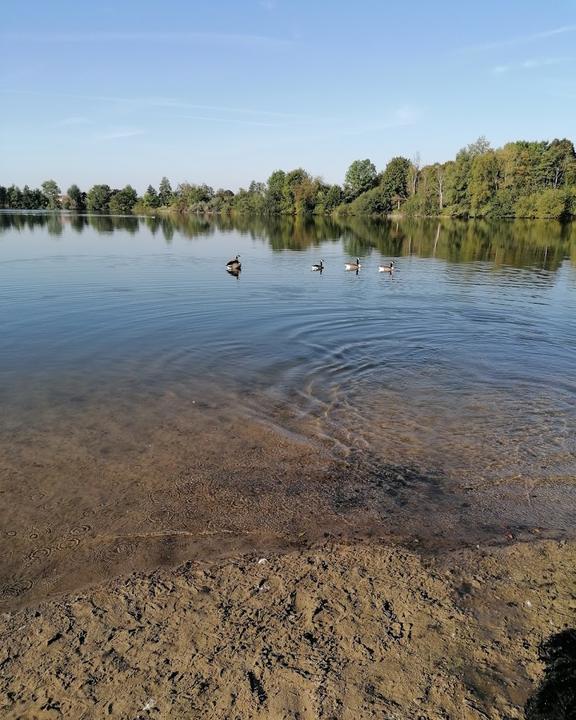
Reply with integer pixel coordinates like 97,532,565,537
1,213,575,606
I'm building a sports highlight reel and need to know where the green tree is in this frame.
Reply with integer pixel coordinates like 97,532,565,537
281,169,311,214
539,139,576,188
264,170,286,214
339,185,392,215
41,179,61,209
469,151,502,215
143,185,160,208
158,177,174,206
314,183,342,214
514,194,538,219
21,185,34,209
6,185,23,209
86,184,112,213
344,159,377,199
380,157,410,209
536,188,570,219
467,136,492,157
109,185,138,214
66,184,86,212
173,183,214,212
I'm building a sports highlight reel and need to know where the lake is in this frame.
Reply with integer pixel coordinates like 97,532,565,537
1,212,575,607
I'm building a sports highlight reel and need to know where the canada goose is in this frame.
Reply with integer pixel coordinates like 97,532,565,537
226,254,241,270
226,267,241,278
345,257,361,271
312,260,324,271
378,261,395,273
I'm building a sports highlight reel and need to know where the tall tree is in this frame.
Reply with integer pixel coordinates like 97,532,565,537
86,184,112,213
66,184,86,212
158,177,174,206
282,169,311,214
41,179,61,209
143,185,160,208
109,185,138,214
264,170,286,214
344,159,377,199
380,156,410,209
408,153,421,196
469,151,502,215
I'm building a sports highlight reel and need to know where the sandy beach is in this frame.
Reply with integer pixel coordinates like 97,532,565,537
1,537,575,718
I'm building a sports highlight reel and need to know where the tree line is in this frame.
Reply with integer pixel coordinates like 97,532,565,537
2,137,575,220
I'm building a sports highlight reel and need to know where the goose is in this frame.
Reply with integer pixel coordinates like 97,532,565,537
345,257,361,271
226,254,241,270
378,261,395,273
312,260,324,271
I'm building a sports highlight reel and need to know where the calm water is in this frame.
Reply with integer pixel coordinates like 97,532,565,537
1,213,576,603
2,214,575,473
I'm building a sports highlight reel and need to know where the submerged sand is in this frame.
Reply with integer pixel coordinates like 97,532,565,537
1,538,575,719
2,387,574,613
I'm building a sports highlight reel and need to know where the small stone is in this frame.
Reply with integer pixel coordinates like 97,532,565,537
142,698,156,712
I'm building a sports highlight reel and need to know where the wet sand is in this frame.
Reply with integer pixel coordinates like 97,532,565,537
2,387,574,611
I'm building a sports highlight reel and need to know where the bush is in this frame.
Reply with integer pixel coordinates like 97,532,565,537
514,194,538,219
536,188,570,220
334,186,392,216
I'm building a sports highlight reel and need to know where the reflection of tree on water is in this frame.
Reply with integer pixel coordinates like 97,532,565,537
69,215,88,233
0,212,574,272
335,216,575,272
88,215,139,234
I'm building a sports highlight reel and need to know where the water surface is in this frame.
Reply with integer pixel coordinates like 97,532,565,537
1,213,575,606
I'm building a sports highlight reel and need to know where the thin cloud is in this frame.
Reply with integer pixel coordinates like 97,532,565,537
0,30,291,49
392,105,419,125
94,128,145,141
236,105,421,152
521,57,564,68
462,24,576,52
145,97,318,119
172,114,286,127
0,90,318,120
491,57,567,74
55,116,91,126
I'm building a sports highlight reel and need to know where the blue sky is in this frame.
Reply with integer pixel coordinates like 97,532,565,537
1,0,575,192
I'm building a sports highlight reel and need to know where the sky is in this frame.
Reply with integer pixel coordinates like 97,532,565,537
1,0,575,192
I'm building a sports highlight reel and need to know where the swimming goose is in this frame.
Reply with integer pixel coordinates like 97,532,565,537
312,260,324,271
226,254,241,270
345,257,361,271
378,261,395,273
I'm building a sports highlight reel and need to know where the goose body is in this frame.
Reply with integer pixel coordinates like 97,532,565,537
226,254,241,270
345,257,361,271
312,260,324,271
378,261,395,273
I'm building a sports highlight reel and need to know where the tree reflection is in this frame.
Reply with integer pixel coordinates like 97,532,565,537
0,212,573,271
